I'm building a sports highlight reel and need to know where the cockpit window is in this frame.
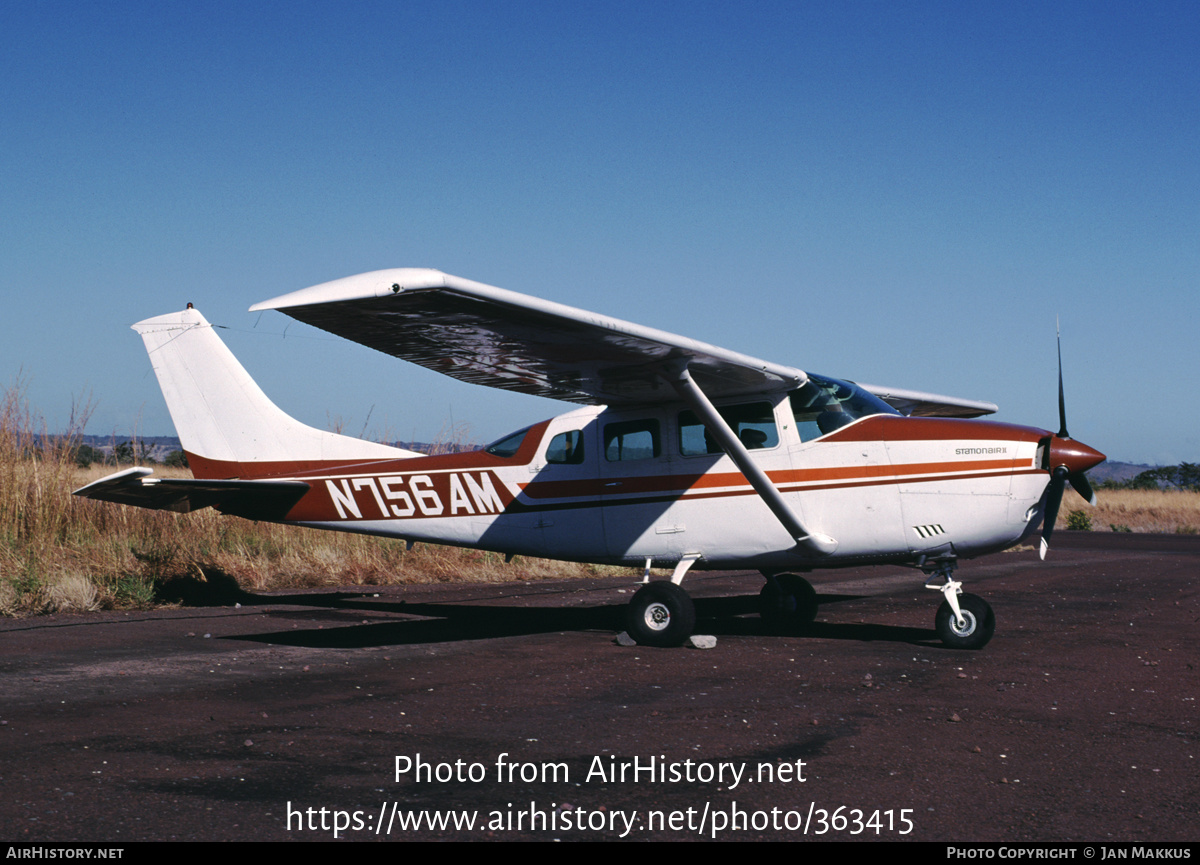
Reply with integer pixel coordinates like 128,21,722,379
483,425,533,458
789,374,899,441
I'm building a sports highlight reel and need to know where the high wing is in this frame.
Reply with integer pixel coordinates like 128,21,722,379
250,269,804,405
74,467,310,520
857,383,997,418
250,268,996,416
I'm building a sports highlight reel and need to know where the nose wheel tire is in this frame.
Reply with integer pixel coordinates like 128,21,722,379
626,581,696,647
935,593,995,650
759,574,818,629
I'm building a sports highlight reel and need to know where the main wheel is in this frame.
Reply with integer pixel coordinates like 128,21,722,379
626,581,696,647
935,593,995,650
759,574,818,629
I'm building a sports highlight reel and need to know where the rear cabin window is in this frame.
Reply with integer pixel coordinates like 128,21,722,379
678,402,779,455
483,426,533,458
604,419,660,462
546,430,585,464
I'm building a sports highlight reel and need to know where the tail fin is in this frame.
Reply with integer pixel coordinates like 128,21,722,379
134,307,418,478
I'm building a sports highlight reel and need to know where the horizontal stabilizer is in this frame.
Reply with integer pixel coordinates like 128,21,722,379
73,467,310,520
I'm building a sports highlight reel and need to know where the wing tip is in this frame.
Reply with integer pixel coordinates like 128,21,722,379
249,268,450,313
73,466,155,498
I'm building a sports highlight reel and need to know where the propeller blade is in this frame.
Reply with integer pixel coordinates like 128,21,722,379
1056,318,1069,439
1070,471,1097,507
1042,320,1103,559
1039,467,1068,560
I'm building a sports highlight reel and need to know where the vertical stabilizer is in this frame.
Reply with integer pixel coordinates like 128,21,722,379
133,308,417,477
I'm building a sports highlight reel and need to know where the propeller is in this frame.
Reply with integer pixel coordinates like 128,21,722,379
1040,320,1104,560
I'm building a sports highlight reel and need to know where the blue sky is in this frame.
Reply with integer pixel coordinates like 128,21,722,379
2,1,1196,464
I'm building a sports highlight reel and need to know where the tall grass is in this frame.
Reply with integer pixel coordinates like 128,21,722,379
1060,488,1200,535
0,380,104,614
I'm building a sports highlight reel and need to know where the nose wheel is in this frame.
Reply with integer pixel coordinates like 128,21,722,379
934,592,995,649
922,557,995,650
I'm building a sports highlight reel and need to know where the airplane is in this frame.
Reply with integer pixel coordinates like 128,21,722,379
74,268,1105,650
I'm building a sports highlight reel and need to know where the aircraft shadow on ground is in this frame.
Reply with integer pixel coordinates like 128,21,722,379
225,591,941,650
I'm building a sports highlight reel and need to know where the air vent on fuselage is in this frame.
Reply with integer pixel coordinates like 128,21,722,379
913,524,946,539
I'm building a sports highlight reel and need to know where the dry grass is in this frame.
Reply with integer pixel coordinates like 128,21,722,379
1059,488,1200,534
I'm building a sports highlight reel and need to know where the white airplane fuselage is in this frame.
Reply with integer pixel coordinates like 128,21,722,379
193,398,1053,572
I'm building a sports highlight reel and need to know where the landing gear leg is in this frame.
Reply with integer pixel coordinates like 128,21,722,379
921,557,995,650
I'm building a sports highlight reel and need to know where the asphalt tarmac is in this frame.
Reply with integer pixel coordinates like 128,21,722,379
2,533,1197,842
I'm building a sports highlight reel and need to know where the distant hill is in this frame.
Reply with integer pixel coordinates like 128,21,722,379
1087,460,1156,484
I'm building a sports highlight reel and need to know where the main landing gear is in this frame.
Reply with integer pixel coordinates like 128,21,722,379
921,557,995,650
626,581,697,647
623,568,820,647
624,555,701,647
758,573,818,630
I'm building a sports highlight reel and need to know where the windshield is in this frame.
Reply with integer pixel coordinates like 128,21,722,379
789,373,898,440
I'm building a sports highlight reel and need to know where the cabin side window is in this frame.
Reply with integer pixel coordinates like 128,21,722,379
677,402,779,455
546,430,585,464
604,419,660,462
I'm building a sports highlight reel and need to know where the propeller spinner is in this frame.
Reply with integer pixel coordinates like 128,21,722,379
1040,322,1106,559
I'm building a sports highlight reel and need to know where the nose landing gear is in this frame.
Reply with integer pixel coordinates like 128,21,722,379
922,557,995,650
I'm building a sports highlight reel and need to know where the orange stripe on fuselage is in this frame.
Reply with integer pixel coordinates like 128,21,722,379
519,458,1028,501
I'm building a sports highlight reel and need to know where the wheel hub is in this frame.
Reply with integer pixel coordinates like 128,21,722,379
948,610,977,637
645,603,670,631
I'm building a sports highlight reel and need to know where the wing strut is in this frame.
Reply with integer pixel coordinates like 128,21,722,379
664,363,837,557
